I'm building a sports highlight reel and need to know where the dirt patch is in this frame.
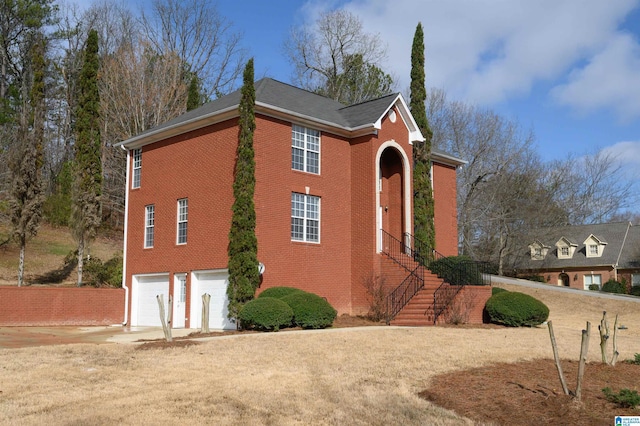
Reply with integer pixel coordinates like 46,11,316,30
135,339,202,350
420,358,640,425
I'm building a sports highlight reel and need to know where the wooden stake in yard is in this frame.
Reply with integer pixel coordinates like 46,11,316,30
547,321,570,395
599,311,609,364
201,293,211,333
157,294,173,342
611,314,620,366
575,321,590,401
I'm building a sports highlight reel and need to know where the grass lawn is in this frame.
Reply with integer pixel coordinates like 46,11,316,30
1,283,639,425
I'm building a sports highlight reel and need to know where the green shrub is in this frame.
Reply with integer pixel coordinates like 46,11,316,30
485,291,549,327
631,286,640,296
429,256,482,285
83,254,123,287
238,297,293,331
521,275,546,283
588,284,600,291
627,353,640,365
281,292,337,329
602,387,640,408
492,287,508,296
258,286,305,299
601,279,626,294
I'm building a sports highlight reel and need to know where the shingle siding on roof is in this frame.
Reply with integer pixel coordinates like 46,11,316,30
517,222,638,270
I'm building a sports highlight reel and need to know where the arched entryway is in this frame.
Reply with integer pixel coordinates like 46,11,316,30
376,142,411,252
559,273,570,287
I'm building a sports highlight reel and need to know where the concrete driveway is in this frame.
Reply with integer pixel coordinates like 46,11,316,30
0,326,196,349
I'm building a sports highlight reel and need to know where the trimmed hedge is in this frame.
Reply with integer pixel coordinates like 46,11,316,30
631,286,640,297
238,297,293,331
601,279,627,294
258,286,305,299
485,291,549,327
492,287,508,296
281,292,337,329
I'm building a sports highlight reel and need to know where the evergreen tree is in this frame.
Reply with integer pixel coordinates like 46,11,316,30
9,34,46,287
72,29,102,286
410,23,436,249
226,58,259,319
186,74,200,111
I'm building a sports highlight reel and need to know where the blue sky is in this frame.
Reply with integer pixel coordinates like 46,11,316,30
215,0,640,171
75,0,640,197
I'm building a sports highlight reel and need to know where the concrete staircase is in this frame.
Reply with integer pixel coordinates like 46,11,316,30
380,254,445,326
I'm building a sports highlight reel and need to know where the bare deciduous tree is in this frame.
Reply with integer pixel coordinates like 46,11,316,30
284,9,394,104
140,0,245,99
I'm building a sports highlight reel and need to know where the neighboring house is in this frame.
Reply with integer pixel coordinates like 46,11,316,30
515,222,640,290
116,78,465,328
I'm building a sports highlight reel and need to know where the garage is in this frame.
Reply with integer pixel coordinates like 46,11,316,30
190,270,234,330
131,274,170,327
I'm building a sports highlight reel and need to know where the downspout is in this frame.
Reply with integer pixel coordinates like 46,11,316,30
613,222,632,282
120,146,131,326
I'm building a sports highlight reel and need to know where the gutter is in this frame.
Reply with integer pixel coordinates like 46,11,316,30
120,146,130,326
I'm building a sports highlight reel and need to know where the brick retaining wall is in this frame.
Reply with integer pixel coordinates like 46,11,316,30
0,287,125,326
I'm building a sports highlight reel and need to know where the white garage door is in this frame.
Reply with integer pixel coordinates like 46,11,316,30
190,270,234,330
132,274,170,327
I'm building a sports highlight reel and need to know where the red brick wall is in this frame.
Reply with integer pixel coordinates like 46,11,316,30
521,267,616,290
436,285,491,325
124,103,460,318
0,287,125,326
433,162,459,256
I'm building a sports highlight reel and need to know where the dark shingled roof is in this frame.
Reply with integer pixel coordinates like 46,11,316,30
133,78,399,139
516,222,640,270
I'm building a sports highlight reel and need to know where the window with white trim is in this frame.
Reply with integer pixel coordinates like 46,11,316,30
291,193,320,242
632,274,640,287
144,205,154,248
584,274,601,290
132,149,142,188
292,125,320,174
560,247,569,257
177,198,188,244
589,244,598,256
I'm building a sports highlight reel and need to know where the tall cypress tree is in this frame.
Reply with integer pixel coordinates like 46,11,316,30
410,23,436,249
227,58,259,319
72,29,102,286
9,33,46,286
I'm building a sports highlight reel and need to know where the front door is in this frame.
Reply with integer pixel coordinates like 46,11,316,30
173,274,187,328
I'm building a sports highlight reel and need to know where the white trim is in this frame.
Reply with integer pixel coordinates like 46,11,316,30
375,140,412,253
121,148,131,325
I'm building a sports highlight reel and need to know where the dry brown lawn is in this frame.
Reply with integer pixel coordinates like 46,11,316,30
1,282,639,425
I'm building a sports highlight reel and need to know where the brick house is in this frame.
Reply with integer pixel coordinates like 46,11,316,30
515,222,640,290
116,78,469,329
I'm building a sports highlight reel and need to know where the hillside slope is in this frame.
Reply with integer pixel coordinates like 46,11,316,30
0,223,123,286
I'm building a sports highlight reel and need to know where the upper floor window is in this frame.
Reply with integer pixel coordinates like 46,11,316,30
144,205,154,248
291,192,320,243
560,247,569,257
177,198,188,245
292,125,320,174
132,149,142,188
589,244,599,256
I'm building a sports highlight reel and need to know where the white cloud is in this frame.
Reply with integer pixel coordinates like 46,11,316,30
330,0,639,114
601,141,640,169
551,34,640,121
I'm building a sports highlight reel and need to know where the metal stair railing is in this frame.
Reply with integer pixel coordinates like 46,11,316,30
381,230,492,323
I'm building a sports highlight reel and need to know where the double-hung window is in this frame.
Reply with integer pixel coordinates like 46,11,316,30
177,198,188,244
292,125,320,174
132,149,142,188
584,274,601,290
144,205,155,248
291,193,320,243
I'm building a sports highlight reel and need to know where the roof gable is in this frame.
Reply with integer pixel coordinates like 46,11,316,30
117,78,428,150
